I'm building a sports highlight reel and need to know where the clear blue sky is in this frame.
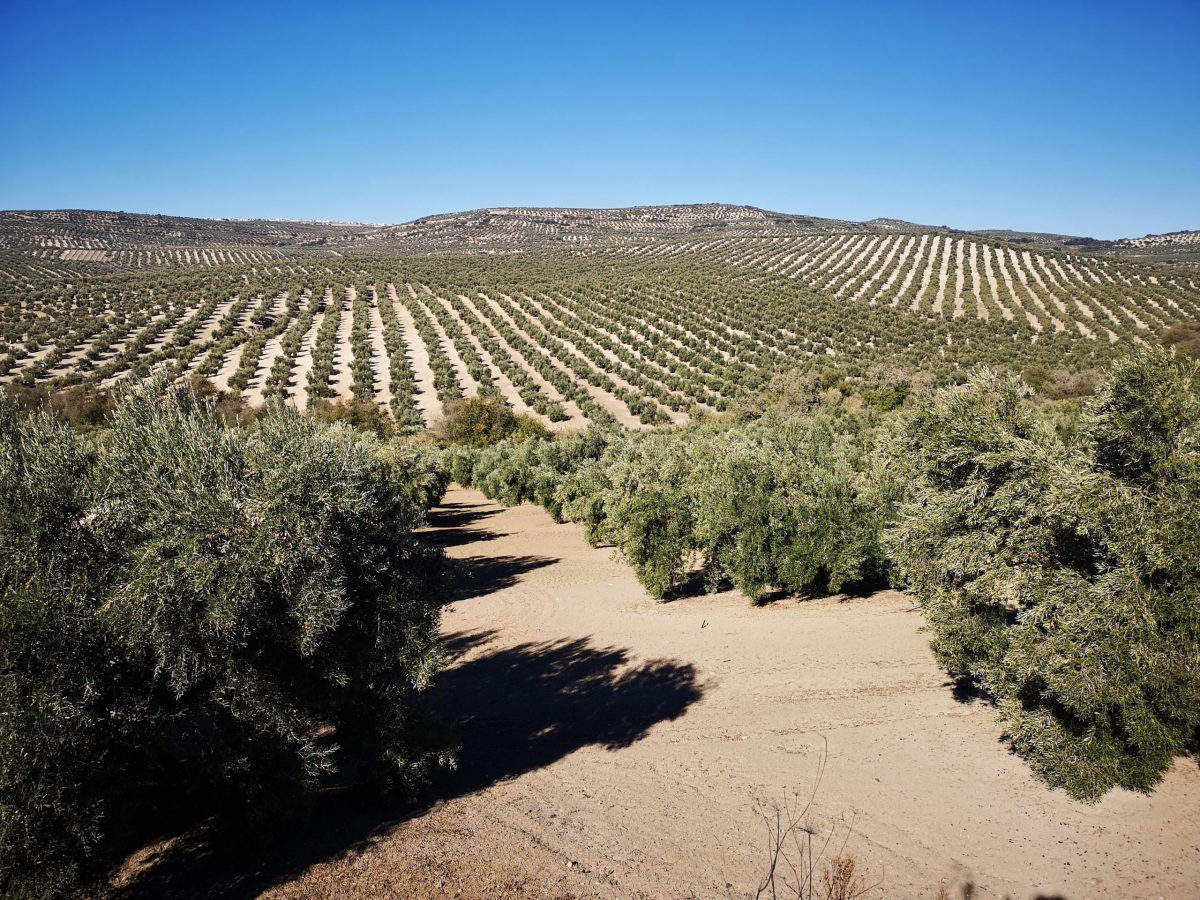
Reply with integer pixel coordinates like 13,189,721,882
1,1,1196,238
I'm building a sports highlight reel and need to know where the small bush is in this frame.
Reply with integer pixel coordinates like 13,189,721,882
314,396,397,438
52,385,114,428
1162,322,1200,359
440,395,549,447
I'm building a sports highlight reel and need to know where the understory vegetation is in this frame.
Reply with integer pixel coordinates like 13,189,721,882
0,379,450,898
448,348,1200,802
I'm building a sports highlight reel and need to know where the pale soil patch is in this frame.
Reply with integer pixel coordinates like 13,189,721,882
209,346,244,393
523,294,688,427
410,284,481,398
460,293,588,432
99,308,189,388
951,239,966,318
574,297,730,404
210,295,285,393
201,298,260,386
483,293,647,429
148,488,1199,900
244,293,308,407
931,235,953,315
329,288,356,400
192,297,240,347
92,311,170,386
811,235,868,286
525,292,686,427
428,291,533,416
365,287,392,408
792,235,845,277
31,319,117,380
241,333,285,404
992,248,1042,331
144,303,203,355
979,243,1013,321
967,242,987,320
1007,249,1064,333
887,234,925,308
912,234,940,311
0,337,63,380
854,235,902,304
1021,251,1070,318
288,289,330,411
386,283,442,426
830,236,882,297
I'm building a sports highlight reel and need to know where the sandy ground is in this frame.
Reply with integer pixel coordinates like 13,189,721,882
458,293,589,432
429,490,1200,899
432,292,536,418
365,288,393,408
329,288,356,400
243,293,302,406
287,292,328,411
522,293,688,427
483,293,647,430
412,284,483,398
210,298,263,391
912,235,940,312
888,234,925,308
111,488,1200,900
931,235,952,315
387,283,442,426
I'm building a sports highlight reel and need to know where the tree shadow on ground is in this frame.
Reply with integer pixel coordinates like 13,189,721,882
946,676,993,705
431,630,703,795
448,554,558,600
424,500,502,531
107,629,703,899
426,525,509,549
420,500,512,549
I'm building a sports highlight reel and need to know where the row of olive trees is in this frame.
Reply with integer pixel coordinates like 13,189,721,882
0,378,451,898
448,348,1199,801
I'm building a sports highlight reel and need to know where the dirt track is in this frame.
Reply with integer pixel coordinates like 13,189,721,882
329,487,1198,899
116,487,1200,899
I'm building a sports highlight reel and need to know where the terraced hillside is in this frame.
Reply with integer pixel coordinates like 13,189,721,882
2,206,1198,430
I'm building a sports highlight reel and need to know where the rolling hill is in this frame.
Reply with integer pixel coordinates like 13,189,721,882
2,205,1197,429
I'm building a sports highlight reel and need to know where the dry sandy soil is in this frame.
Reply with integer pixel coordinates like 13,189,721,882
111,488,1200,900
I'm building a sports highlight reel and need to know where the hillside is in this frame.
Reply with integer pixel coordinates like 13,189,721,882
2,205,1198,429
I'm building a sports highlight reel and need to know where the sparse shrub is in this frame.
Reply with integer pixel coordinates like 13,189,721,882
1038,368,1097,399
440,395,549,447
186,374,247,424
51,384,114,428
314,396,396,438
1162,322,1200,359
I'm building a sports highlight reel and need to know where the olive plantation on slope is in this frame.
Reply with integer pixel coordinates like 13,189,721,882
2,206,1197,431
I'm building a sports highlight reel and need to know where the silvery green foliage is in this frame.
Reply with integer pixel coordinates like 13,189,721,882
0,379,450,897
887,349,1200,800
0,402,113,898
458,410,894,602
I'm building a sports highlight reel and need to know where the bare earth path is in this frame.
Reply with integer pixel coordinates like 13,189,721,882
118,488,1200,900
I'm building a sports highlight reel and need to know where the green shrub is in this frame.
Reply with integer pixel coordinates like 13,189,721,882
887,349,1200,800
440,395,549,447
1162,322,1200,359
0,379,450,897
314,396,397,438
